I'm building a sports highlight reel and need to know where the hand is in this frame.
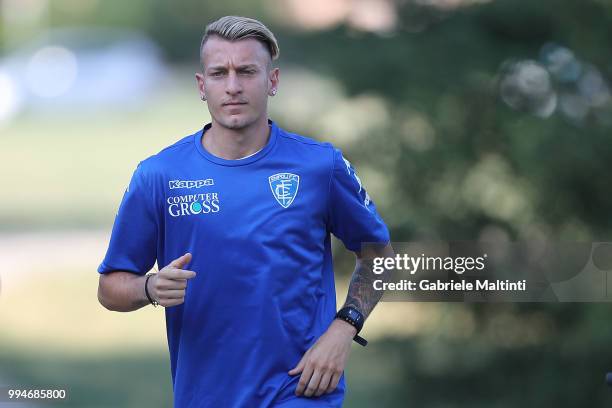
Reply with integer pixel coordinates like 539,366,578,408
147,253,196,307
288,319,357,397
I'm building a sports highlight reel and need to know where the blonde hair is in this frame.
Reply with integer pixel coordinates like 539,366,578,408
200,16,280,65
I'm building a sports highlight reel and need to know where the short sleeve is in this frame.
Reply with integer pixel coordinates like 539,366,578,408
98,162,158,275
328,147,390,252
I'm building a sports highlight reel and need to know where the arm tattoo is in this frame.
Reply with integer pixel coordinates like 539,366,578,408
342,258,390,320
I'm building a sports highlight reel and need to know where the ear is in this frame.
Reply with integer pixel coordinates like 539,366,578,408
195,72,206,100
268,67,280,96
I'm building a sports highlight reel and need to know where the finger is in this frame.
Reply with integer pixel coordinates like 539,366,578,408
160,268,196,280
155,278,188,290
315,371,332,397
288,351,308,375
159,298,185,307
304,369,321,398
325,372,341,394
158,289,186,300
169,252,192,269
295,364,314,396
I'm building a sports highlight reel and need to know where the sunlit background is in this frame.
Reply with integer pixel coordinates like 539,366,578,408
1,0,612,406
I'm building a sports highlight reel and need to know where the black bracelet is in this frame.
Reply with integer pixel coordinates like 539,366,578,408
144,274,159,307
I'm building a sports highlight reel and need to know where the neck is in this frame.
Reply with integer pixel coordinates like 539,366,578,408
204,116,270,160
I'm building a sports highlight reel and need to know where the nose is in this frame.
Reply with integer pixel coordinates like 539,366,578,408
225,70,242,96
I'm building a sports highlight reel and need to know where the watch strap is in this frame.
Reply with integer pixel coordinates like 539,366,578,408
335,307,367,347
353,334,368,347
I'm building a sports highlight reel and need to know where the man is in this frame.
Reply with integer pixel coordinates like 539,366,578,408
98,15,392,408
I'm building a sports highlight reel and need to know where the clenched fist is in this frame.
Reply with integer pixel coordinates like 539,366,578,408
147,253,196,307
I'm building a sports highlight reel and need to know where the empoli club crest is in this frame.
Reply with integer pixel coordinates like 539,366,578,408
268,173,299,208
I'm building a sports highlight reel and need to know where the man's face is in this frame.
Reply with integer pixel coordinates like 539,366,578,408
196,36,279,130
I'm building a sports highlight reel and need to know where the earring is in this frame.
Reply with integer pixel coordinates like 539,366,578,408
201,95,206,101
271,89,277,96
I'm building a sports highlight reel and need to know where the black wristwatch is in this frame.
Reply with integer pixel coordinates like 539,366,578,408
335,307,368,347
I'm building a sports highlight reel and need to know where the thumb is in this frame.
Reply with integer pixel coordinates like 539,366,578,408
288,356,306,376
170,252,192,269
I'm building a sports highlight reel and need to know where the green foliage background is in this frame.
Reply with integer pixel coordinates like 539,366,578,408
2,0,612,406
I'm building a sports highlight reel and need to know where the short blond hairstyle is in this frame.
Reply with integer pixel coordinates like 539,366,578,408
200,16,280,65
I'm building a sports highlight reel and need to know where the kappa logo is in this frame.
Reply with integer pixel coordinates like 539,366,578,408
342,157,362,193
269,173,299,208
169,179,214,189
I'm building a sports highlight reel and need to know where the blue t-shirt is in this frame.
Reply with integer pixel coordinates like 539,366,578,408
98,119,390,408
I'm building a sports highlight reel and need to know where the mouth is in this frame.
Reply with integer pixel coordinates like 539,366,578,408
223,102,247,106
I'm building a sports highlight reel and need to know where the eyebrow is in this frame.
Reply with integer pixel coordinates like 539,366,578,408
207,64,259,72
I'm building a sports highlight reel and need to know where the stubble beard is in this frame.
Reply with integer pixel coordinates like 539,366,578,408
216,109,260,131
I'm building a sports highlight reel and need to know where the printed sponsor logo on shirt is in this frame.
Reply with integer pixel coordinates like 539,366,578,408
168,179,215,189
167,193,220,217
268,173,299,209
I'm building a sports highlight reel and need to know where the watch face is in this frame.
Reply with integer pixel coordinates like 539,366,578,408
338,307,362,325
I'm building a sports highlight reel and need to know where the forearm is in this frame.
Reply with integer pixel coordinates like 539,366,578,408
97,271,151,312
341,244,394,320
341,260,381,320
